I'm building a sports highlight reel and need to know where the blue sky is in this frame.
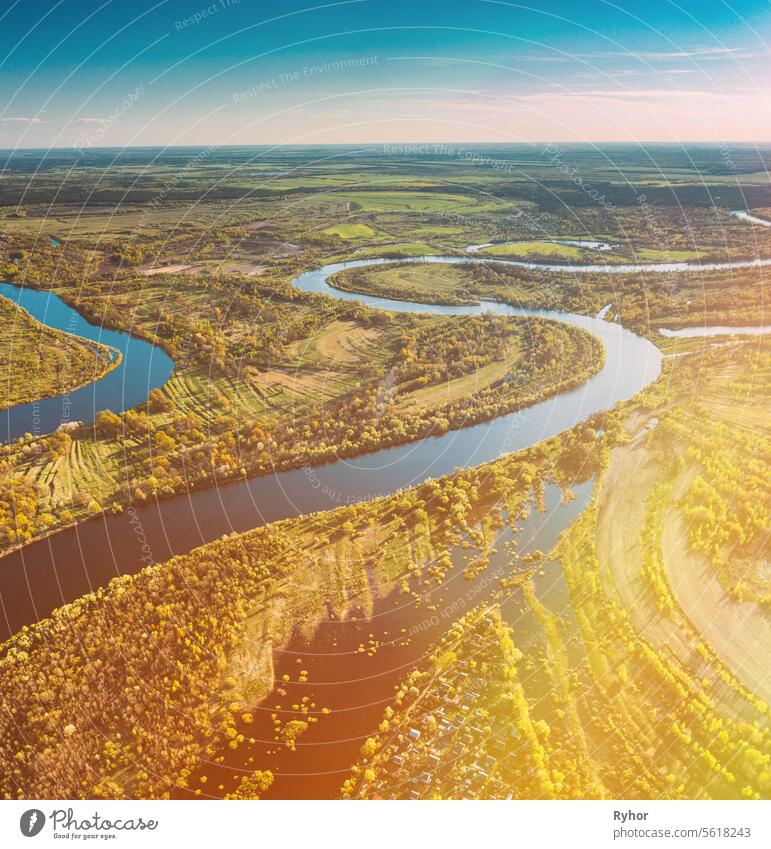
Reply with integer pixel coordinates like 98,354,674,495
1,0,769,147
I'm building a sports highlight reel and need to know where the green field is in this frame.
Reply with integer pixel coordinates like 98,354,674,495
332,190,478,212
322,222,376,239
629,247,707,261
481,240,590,260
349,241,442,258
331,263,480,304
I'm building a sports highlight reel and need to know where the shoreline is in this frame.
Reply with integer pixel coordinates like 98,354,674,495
0,294,123,414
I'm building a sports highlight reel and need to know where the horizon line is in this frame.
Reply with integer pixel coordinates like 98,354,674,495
3,140,771,154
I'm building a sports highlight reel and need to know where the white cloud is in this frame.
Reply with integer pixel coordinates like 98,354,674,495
526,46,754,63
587,46,754,62
0,116,46,123
515,89,717,101
631,47,753,61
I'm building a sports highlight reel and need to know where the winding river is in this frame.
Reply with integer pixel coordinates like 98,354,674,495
1,246,769,797
0,282,174,444
0,257,666,642
4,245,771,639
